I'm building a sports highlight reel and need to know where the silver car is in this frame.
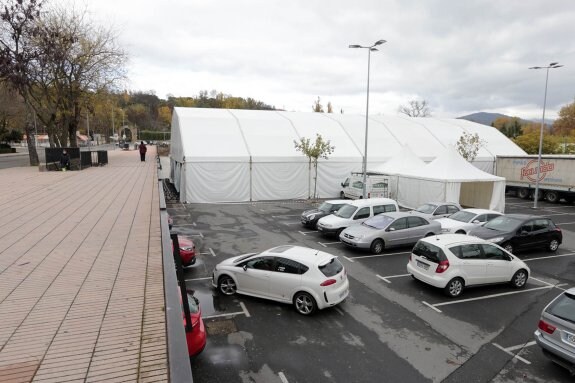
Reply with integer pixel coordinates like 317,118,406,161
409,202,461,220
534,288,575,373
339,211,442,254
436,208,503,235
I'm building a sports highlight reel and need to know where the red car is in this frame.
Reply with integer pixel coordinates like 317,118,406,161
183,292,207,357
173,236,196,266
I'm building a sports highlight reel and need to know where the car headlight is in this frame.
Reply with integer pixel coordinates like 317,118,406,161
181,246,195,251
488,237,505,243
308,214,316,220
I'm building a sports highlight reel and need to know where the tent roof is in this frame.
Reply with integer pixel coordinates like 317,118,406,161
371,145,427,174
403,146,505,182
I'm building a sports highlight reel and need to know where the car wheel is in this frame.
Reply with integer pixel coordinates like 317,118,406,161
517,188,530,199
547,238,560,252
545,191,560,203
424,232,435,237
444,278,464,298
293,292,317,315
502,242,513,254
218,275,237,296
510,269,528,289
336,228,344,237
455,230,466,235
370,239,384,254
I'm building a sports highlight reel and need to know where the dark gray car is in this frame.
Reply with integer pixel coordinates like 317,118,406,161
339,211,442,254
301,199,347,229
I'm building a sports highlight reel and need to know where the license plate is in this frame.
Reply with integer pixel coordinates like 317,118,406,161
416,260,429,270
567,333,575,344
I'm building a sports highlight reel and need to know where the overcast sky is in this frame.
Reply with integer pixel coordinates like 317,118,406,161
80,0,574,119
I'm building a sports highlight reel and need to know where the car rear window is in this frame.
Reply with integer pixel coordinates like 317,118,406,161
318,257,343,277
412,241,446,263
546,292,575,324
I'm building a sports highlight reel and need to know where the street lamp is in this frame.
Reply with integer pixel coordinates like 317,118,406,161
529,62,563,208
349,39,386,199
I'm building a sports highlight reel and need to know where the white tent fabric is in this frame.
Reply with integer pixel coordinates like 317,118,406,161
370,145,427,200
170,107,524,203
396,146,507,212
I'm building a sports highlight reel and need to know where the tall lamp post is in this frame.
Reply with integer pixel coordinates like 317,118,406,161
529,62,563,208
349,39,386,199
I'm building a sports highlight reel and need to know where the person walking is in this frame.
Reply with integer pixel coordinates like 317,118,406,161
139,141,147,162
60,149,70,171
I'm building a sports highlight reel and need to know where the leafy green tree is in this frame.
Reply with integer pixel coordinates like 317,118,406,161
456,132,485,161
294,134,335,199
552,99,575,139
492,117,523,138
514,132,560,154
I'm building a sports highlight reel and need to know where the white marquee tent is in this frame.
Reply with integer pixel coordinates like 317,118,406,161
396,146,507,212
169,107,525,203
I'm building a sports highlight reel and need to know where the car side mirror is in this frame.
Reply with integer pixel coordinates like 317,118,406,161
472,220,480,224
243,265,247,271
341,182,344,187
388,227,396,232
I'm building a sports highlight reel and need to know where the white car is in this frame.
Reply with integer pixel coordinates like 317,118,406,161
212,245,349,315
409,202,461,220
407,234,529,297
436,209,503,235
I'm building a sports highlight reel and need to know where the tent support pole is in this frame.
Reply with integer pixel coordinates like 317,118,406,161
249,156,252,202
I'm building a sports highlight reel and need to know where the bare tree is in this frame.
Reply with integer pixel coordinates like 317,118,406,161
294,134,335,199
312,96,324,113
398,99,431,117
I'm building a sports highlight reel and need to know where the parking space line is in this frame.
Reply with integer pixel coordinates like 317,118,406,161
334,307,345,316
529,276,555,287
203,311,246,319
343,256,354,263
240,302,251,318
175,223,197,227
492,343,531,364
351,251,411,260
281,222,301,225
188,232,204,238
185,277,212,281
318,241,341,247
422,301,442,313
279,372,289,383
376,273,410,284
298,230,317,235
272,215,301,218
523,252,575,262
209,248,216,257
557,221,575,225
506,340,537,352
170,214,190,217
433,285,554,308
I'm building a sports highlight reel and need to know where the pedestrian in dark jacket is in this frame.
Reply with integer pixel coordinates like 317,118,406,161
139,141,147,162
60,149,70,170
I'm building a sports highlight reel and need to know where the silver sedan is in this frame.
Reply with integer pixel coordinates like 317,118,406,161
339,211,442,254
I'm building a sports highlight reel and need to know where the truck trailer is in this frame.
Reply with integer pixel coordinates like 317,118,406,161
496,155,575,203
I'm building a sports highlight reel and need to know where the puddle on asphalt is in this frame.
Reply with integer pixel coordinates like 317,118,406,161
187,283,228,317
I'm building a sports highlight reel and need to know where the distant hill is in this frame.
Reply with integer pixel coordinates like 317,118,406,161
458,112,553,127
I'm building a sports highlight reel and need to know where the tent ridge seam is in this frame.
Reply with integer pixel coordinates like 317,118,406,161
226,109,252,156
323,114,364,157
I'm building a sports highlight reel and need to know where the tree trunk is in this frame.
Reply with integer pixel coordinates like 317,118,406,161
313,159,318,199
24,121,39,166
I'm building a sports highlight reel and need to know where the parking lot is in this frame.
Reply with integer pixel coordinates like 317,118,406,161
170,196,575,383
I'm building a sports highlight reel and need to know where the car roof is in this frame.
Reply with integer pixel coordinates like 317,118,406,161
262,245,334,265
419,234,488,247
459,208,501,215
378,211,421,219
325,199,348,204
500,213,544,221
422,201,460,206
350,198,397,208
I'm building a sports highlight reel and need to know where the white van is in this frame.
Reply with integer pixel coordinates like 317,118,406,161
340,172,390,199
317,198,399,236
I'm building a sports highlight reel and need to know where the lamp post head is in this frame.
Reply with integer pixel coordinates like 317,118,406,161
349,44,361,48
370,47,378,51
550,62,559,66
374,39,386,46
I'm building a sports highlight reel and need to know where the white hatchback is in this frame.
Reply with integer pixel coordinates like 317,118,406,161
212,245,349,315
407,234,530,297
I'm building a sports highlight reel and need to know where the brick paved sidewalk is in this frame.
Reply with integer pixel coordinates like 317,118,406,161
0,148,167,383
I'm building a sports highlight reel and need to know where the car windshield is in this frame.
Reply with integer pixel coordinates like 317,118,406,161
448,211,476,223
318,202,334,213
184,294,200,314
335,204,357,219
546,292,575,324
318,257,343,277
483,216,523,231
233,252,258,263
412,241,446,263
416,204,437,214
363,214,394,229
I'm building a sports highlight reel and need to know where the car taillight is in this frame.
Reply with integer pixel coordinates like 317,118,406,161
409,254,412,261
538,320,556,334
320,279,337,286
368,192,371,198
435,260,449,273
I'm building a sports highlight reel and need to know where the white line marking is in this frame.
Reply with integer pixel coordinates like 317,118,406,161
377,273,411,284
170,214,190,217
334,307,345,316
528,276,555,287
202,311,246,319
188,232,204,238
175,224,197,227
422,301,442,313
272,215,301,218
343,256,354,263
434,285,554,307
199,252,211,255
523,252,575,262
282,222,301,225
279,372,289,383
298,231,317,235
240,302,251,318
209,248,216,257
351,251,411,260
185,277,212,281
506,341,537,352
557,221,575,225
376,275,391,284
318,241,341,247
193,222,197,226
492,343,531,364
